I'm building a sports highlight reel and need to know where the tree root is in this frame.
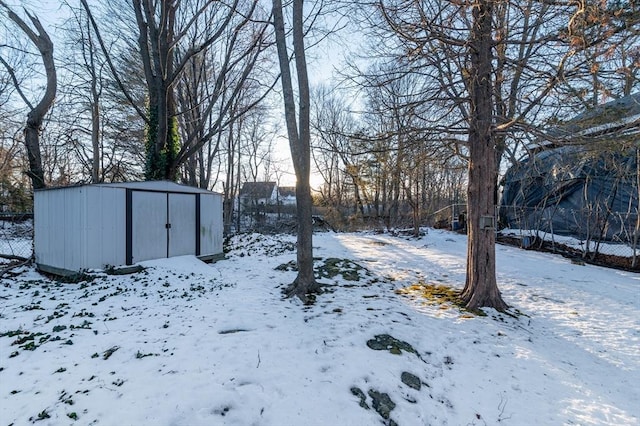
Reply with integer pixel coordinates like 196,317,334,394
461,291,509,312
283,279,324,305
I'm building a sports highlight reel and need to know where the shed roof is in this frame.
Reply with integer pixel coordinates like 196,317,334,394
35,181,221,195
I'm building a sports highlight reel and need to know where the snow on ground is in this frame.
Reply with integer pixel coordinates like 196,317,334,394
0,229,638,426
0,220,32,261
500,227,638,257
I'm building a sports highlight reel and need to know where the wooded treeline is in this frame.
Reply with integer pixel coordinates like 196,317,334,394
0,0,638,229
312,0,640,231
0,0,278,221
1,0,639,307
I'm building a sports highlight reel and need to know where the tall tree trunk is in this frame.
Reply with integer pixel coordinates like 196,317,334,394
1,3,56,190
460,0,508,311
90,70,100,183
633,147,640,267
133,0,179,181
223,123,237,235
24,113,47,190
273,0,320,302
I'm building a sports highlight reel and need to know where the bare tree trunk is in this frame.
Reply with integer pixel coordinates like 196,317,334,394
1,3,57,190
633,147,640,268
273,0,320,302
460,0,507,311
223,122,237,235
90,65,101,183
24,115,46,190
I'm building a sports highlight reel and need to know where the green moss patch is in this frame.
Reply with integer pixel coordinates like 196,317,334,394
276,257,369,282
366,334,419,357
316,258,366,281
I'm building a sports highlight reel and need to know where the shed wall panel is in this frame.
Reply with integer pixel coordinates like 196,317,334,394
34,190,54,267
35,190,61,269
111,190,127,266
63,187,86,271
35,187,86,272
84,187,126,269
200,194,223,255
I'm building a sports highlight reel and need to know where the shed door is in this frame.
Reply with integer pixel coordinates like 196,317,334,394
168,193,196,257
131,191,167,263
127,190,199,265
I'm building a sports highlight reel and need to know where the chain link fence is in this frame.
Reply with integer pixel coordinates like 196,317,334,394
6,204,637,271
229,204,337,234
230,202,444,234
0,213,33,264
498,206,640,270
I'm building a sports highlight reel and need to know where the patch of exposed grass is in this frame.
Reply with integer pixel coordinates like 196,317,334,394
0,328,27,338
274,260,296,272
10,331,50,351
33,409,50,421
276,257,369,282
102,346,119,360
135,350,157,359
53,271,96,284
227,233,296,257
70,320,93,330
316,258,366,281
396,282,463,307
395,281,489,317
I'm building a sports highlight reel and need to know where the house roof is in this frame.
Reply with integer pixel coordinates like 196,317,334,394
502,93,640,240
278,186,296,197
536,92,640,149
240,182,276,199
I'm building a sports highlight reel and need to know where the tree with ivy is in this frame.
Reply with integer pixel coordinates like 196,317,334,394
81,0,270,182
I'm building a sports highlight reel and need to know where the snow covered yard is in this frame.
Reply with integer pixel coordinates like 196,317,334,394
1,230,638,426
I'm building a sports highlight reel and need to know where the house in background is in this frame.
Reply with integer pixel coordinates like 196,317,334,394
238,182,297,207
278,186,297,205
499,92,640,241
239,182,278,207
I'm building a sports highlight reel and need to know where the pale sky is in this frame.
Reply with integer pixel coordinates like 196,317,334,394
4,0,353,190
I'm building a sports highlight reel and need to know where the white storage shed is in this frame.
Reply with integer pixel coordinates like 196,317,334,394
34,181,224,275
